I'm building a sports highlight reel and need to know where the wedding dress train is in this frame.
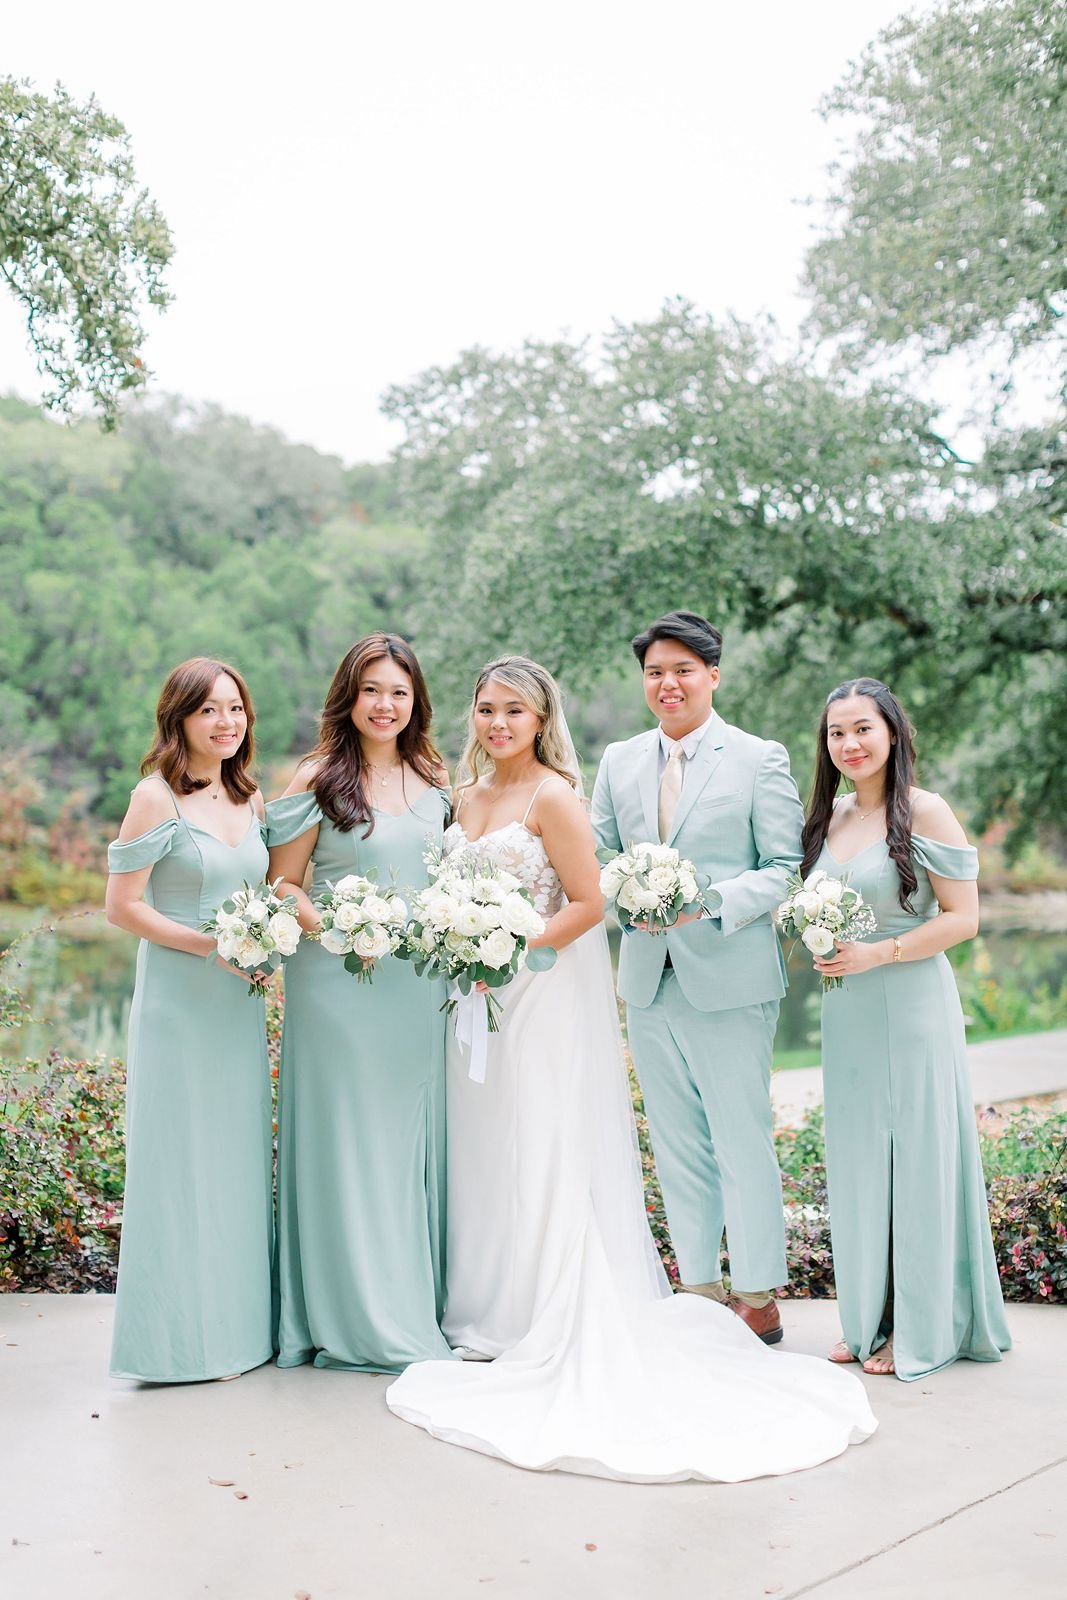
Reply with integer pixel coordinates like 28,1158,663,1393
385,821,877,1482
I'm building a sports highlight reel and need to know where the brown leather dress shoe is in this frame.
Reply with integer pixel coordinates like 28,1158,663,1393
726,1296,783,1345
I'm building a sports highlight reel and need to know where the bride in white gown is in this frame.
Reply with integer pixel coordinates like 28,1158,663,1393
386,657,876,1482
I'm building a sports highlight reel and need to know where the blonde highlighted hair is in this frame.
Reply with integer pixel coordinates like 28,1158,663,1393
458,656,578,789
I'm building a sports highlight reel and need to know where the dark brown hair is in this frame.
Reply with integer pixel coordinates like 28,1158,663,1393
307,634,441,834
800,677,919,911
141,657,257,801
631,610,722,667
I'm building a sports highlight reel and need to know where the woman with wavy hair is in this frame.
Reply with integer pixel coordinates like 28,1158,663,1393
800,677,1010,1380
105,657,274,1382
267,634,456,1372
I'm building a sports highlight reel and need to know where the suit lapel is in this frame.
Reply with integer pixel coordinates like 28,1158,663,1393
668,712,728,844
636,730,662,844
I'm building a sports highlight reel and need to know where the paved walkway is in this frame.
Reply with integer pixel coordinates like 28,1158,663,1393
2,1296,1063,1599
773,1028,1067,1127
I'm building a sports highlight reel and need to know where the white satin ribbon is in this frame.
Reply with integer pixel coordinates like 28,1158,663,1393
453,985,489,1083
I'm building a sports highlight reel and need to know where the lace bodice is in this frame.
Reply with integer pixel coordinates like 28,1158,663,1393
443,821,565,918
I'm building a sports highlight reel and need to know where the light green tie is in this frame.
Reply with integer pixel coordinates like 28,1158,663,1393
658,744,685,842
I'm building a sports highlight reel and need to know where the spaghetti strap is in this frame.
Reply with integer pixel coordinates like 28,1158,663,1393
151,773,182,819
522,777,565,827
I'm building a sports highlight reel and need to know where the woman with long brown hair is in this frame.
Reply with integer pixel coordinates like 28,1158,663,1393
800,677,1009,1380
267,634,456,1372
105,658,274,1382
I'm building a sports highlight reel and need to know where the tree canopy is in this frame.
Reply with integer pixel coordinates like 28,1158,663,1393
804,0,1067,377
0,77,173,427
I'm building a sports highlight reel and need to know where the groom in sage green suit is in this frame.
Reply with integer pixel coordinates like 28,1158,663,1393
591,612,804,1343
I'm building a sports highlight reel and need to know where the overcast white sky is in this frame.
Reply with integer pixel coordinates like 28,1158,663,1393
2,0,1001,463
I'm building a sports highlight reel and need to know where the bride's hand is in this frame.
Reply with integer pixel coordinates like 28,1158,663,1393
475,979,489,994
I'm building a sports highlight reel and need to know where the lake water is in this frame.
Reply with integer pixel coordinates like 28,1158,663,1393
3,910,1066,1066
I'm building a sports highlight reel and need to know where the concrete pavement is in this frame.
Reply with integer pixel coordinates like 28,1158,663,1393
2,1295,1064,1600
772,1027,1067,1128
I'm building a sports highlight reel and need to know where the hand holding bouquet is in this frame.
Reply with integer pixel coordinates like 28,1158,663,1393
597,841,709,933
776,869,877,991
203,879,302,994
399,845,556,1026
314,873,408,982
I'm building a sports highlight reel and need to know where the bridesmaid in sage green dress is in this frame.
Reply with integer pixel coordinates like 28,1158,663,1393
267,633,455,1373
105,658,274,1382
799,677,1010,1382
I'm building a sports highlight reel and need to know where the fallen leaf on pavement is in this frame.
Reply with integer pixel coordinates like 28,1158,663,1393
585,1544,597,1552
208,1477,235,1487
233,1490,249,1501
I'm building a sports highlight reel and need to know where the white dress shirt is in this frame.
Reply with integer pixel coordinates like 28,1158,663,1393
657,710,716,787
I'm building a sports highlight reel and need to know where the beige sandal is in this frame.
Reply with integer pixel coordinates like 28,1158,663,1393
862,1337,896,1376
827,1338,858,1364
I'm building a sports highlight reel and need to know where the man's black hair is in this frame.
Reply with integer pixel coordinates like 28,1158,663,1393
631,611,723,667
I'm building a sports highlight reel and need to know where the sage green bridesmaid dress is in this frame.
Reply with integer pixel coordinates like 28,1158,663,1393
108,782,274,1382
266,785,455,1373
817,830,1011,1381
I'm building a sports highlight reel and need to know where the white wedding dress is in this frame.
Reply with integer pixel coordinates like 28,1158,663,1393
385,819,877,1482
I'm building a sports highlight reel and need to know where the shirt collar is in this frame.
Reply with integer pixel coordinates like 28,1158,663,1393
658,710,715,762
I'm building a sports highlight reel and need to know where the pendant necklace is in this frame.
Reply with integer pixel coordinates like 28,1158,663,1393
368,762,402,789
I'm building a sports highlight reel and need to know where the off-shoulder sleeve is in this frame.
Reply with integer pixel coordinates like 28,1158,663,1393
266,791,324,846
107,818,179,873
912,833,979,882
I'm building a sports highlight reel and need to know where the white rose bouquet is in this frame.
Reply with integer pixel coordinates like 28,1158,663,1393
398,844,556,1044
313,873,408,983
597,841,709,933
203,879,302,995
776,869,878,991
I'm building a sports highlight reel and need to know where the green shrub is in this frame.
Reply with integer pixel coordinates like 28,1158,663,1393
0,1053,122,1291
988,1173,1067,1302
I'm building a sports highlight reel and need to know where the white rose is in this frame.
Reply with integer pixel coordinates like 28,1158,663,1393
444,928,471,955
600,864,625,898
216,908,242,931
332,901,362,933
235,933,266,967
634,886,662,911
334,874,371,896
361,894,393,924
386,896,407,926
616,879,643,913
354,924,392,960
648,866,676,895
319,925,350,955
267,910,301,956
473,876,505,903
419,927,439,954
499,891,536,936
647,844,680,867
801,924,836,956
677,872,698,903
425,893,459,931
794,891,823,920
818,878,845,904
455,903,489,937
495,870,522,893
803,870,828,892
217,928,240,961
478,902,503,929
478,928,516,969
244,898,270,924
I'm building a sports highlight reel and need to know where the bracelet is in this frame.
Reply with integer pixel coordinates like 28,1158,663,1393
892,937,902,964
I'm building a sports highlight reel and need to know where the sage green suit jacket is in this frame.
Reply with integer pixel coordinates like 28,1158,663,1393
590,712,804,1012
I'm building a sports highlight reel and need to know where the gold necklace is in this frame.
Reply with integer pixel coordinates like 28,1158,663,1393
855,800,884,821
366,761,402,790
